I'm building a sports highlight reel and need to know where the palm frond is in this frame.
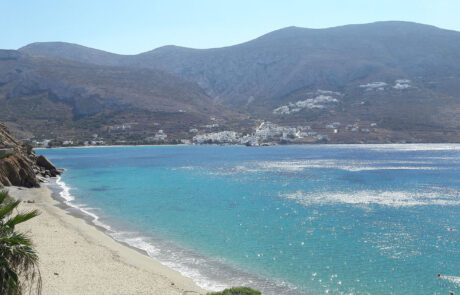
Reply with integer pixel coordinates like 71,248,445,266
0,190,8,205
5,210,40,228
0,190,41,294
0,200,20,221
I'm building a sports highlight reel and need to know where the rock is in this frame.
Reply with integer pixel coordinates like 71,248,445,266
0,153,40,187
37,176,47,183
36,155,60,177
0,122,59,188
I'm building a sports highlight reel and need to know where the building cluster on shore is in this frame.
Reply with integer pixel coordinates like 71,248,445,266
24,82,415,148
28,118,379,147
191,122,315,145
190,120,376,146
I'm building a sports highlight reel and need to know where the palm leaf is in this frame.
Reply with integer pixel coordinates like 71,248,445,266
0,190,8,205
0,200,20,221
5,210,40,228
0,190,41,294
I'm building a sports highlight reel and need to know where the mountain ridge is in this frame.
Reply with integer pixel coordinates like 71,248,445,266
4,21,460,143
20,21,456,56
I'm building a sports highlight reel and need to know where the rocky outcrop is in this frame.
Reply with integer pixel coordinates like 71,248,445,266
36,155,60,177
0,153,40,187
0,122,60,188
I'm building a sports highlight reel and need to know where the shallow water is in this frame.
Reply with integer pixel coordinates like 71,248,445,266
38,144,460,294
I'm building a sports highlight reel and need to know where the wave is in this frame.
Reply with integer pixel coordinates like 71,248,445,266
440,275,460,285
106,230,304,293
281,189,460,207
363,143,460,152
245,159,442,173
53,176,112,231
309,143,460,152
55,176,74,202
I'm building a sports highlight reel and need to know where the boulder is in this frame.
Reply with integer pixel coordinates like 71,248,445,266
36,155,60,177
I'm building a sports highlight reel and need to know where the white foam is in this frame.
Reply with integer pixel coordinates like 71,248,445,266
52,176,112,231
108,231,230,291
249,159,440,173
108,231,304,294
110,233,161,256
55,176,74,202
342,143,460,152
441,275,460,285
162,260,229,291
281,189,460,207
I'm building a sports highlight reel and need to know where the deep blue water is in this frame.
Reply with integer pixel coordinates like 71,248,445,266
38,144,460,294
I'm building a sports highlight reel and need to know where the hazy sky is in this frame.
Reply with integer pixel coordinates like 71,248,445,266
3,0,460,54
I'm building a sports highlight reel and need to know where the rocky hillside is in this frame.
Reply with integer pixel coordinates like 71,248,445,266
0,122,59,188
21,22,460,104
5,21,460,143
0,49,235,142
135,22,460,106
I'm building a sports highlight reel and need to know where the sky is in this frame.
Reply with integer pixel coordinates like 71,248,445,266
2,0,460,54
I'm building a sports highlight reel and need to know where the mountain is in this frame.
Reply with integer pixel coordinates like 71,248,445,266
9,21,460,143
138,22,460,105
21,22,460,102
0,49,231,143
20,42,129,67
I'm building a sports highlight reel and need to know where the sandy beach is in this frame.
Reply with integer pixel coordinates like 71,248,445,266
7,185,207,295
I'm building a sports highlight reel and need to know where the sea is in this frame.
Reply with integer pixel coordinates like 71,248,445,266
37,144,460,295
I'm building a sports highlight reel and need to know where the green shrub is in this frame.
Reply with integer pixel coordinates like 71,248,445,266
208,287,261,295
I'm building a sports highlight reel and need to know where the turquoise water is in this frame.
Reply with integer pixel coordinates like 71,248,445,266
38,145,460,294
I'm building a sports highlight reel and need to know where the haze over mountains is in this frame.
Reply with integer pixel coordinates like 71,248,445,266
2,21,460,144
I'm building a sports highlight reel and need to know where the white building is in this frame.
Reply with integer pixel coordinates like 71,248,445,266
153,130,167,141
193,131,240,144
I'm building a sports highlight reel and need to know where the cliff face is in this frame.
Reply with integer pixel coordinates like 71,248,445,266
0,123,59,188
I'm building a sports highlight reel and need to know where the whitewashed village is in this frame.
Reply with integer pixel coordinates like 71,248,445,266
30,80,410,147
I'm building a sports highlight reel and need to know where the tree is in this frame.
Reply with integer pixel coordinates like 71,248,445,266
0,190,41,295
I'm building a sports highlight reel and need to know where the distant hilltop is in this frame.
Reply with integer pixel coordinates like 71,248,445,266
1,21,459,144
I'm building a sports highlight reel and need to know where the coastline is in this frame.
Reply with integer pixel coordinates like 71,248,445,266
8,185,207,295
23,144,460,294
33,142,460,151
33,144,192,150
25,176,302,295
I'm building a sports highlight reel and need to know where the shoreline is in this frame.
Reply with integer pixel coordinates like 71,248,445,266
33,142,460,151
28,177,302,295
34,144,192,150
47,177,262,293
8,185,207,295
